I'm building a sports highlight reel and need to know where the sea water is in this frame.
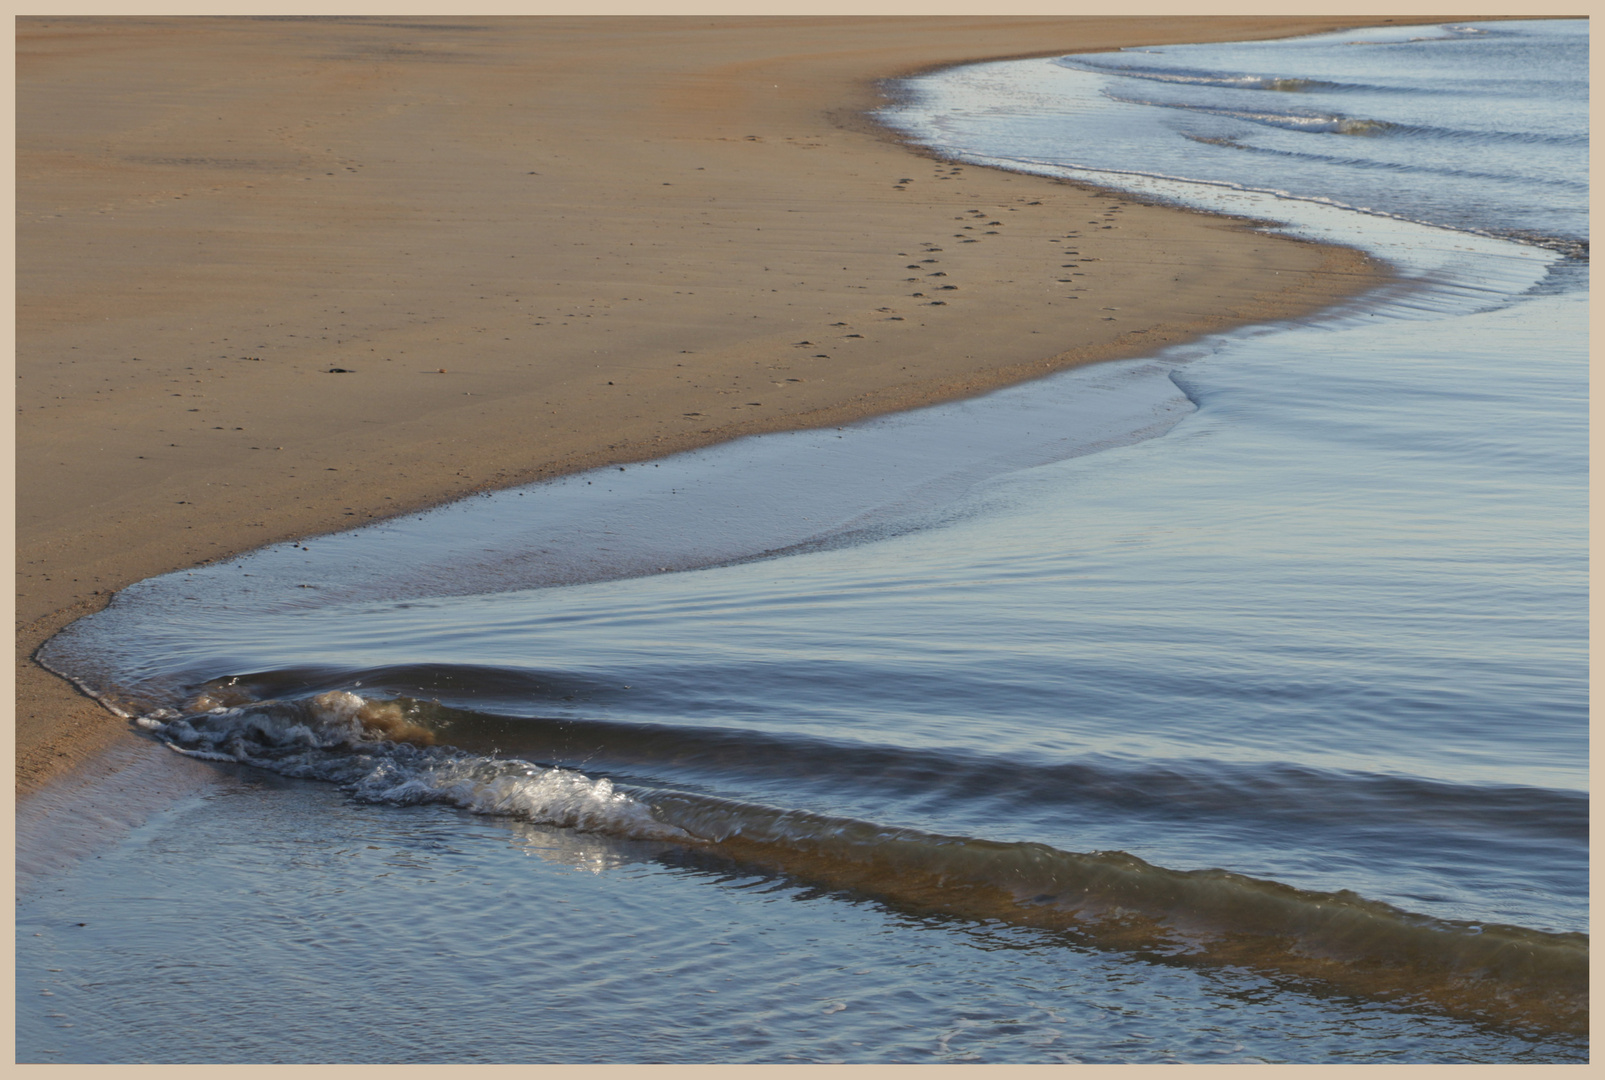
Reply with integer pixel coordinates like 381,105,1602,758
20,20,1587,1062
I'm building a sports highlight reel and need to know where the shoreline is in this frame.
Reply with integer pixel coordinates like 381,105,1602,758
17,16,1451,800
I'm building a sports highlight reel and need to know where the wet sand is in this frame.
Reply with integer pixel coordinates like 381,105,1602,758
16,16,1424,796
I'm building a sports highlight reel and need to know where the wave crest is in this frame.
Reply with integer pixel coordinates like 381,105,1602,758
133,688,1586,1035
138,691,691,842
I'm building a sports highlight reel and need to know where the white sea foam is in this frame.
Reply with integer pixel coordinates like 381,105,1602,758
138,690,693,842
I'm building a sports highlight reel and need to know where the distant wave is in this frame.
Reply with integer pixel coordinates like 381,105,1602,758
1100,93,1400,136
1344,24,1493,46
1179,132,1589,192
1101,93,1586,149
1053,57,1363,95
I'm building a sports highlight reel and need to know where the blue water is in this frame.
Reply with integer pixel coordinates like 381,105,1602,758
892,19,1586,254
22,20,1587,1062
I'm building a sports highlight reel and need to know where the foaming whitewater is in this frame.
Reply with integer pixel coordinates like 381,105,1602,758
139,691,688,842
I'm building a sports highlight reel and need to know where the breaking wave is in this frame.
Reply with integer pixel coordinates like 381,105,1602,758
133,688,1587,1037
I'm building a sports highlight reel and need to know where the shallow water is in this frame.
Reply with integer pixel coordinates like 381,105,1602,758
22,20,1587,1063
889,18,1586,255
16,767,1580,1064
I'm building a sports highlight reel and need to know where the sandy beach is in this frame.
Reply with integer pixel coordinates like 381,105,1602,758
18,15,1430,796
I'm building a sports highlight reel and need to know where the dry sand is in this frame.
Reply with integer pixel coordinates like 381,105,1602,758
18,16,1437,796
